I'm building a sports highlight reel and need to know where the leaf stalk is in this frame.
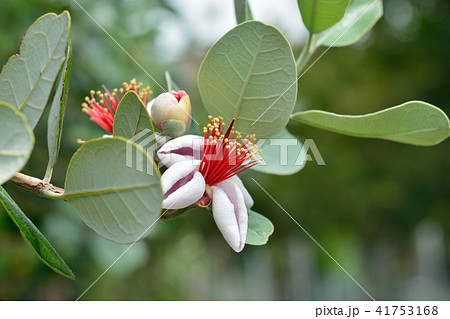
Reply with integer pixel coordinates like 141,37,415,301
296,33,317,75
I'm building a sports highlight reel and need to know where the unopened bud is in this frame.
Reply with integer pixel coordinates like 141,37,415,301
147,90,191,137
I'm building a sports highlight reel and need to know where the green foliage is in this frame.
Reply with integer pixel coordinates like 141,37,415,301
198,21,297,139
297,0,351,34
165,71,180,92
234,0,253,24
0,186,74,279
0,102,34,185
63,137,163,244
45,45,72,182
291,101,450,146
315,0,383,47
252,128,306,175
113,91,154,139
246,210,274,245
0,11,70,129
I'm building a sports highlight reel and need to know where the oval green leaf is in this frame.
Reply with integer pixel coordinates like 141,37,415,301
0,102,34,185
113,91,154,139
198,21,297,139
0,186,75,279
315,0,383,47
252,128,307,175
45,44,72,182
64,137,163,244
298,0,351,34
0,11,70,129
246,210,274,245
291,101,450,146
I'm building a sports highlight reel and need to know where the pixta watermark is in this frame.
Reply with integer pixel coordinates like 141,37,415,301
126,130,325,175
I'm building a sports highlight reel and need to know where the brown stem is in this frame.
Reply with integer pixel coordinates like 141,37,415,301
9,173,65,199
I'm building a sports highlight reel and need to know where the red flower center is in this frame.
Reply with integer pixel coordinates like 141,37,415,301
199,116,262,186
82,79,152,133
169,90,187,102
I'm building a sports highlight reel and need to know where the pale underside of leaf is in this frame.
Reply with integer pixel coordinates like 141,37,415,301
113,91,153,139
252,128,307,175
0,102,34,185
0,11,70,129
64,137,163,244
198,21,297,139
291,101,450,146
246,210,274,245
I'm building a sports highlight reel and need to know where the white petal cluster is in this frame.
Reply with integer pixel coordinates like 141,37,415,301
159,135,253,252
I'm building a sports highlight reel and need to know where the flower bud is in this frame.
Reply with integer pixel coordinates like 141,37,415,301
147,90,191,137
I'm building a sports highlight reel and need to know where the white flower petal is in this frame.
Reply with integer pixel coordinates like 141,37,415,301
157,134,203,167
212,180,248,252
228,176,253,209
161,160,205,209
146,98,155,114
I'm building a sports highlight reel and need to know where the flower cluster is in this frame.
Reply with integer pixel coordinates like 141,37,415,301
82,79,152,133
158,116,262,252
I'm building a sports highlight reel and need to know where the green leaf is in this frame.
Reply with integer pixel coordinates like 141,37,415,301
165,71,180,92
315,0,383,47
246,210,274,245
291,101,450,146
0,102,34,185
0,186,75,279
252,128,307,175
198,21,297,139
63,137,163,244
113,91,154,139
44,44,72,183
234,0,253,24
298,0,351,34
0,11,70,129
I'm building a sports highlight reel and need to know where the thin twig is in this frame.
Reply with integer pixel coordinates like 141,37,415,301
9,173,64,200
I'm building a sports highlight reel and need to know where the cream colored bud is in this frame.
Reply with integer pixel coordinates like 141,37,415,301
147,90,191,137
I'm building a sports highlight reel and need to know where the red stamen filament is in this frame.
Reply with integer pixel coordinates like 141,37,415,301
82,78,152,133
199,116,262,186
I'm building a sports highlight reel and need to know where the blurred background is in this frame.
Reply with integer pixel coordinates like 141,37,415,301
0,0,448,300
